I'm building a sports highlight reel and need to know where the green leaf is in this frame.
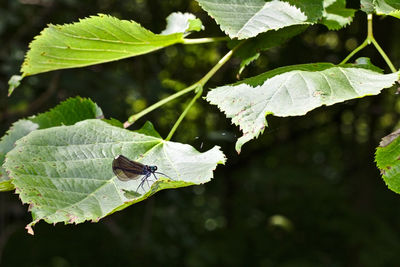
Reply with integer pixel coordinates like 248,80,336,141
8,75,23,96
196,0,310,39
0,120,39,169
135,121,162,138
4,119,225,234
28,97,103,128
285,0,325,22
0,97,102,191
353,57,384,73
321,0,356,30
237,53,260,77
361,0,400,18
0,120,38,191
101,118,124,128
361,0,375,13
0,179,14,191
21,14,185,76
206,61,399,153
229,25,307,76
161,12,204,35
376,129,400,194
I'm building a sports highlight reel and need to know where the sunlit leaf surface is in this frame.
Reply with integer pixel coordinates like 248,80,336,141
207,62,399,152
4,120,225,234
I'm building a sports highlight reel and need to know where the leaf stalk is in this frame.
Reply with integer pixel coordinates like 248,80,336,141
165,85,203,141
124,42,243,129
340,14,397,72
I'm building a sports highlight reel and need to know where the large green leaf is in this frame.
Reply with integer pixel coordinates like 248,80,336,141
4,119,225,234
196,0,310,39
376,129,400,194
206,61,399,152
21,14,188,76
361,0,400,18
196,0,355,39
0,97,102,191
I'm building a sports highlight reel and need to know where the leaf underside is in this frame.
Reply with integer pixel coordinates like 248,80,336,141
196,0,354,39
0,97,102,191
361,0,400,19
206,62,399,152
196,0,308,39
4,119,225,234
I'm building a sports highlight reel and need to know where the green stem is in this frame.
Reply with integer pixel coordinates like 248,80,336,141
165,44,242,140
340,14,397,72
340,14,373,65
198,46,238,87
182,37,229,45
124,83,198,127
367,14,396,72
371,38,397,73
339,39,368,65
165,86,203,141
124,42,243,128
367,14,373,41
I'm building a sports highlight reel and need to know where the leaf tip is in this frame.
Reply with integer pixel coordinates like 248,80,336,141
25,224,35,235
8,75,23,96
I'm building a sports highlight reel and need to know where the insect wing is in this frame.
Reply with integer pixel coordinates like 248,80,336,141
112,155,146,181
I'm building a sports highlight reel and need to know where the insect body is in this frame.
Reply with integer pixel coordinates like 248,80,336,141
112,155,171,192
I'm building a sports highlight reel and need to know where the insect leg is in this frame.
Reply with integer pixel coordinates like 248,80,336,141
145,175,151,188
155,171,174,180
136,174,150,193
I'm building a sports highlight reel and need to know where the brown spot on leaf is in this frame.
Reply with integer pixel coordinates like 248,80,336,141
313,91,322,97
380,129,400,147
68,214,78,224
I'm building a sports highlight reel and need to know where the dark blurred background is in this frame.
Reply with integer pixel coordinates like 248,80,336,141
1,0,400,266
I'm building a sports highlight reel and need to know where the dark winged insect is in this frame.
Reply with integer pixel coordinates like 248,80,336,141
112,155,172,192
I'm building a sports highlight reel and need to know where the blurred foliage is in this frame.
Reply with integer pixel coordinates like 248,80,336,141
1,0,400,266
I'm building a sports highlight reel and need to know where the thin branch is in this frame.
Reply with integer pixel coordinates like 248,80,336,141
340,39,368,65
124,42,244,129
371,38,397,73
340,14,397,72
123,83,198,128
165,86,202,141
164,43,244,140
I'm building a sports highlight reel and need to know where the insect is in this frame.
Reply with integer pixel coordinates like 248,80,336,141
112,155,172,192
